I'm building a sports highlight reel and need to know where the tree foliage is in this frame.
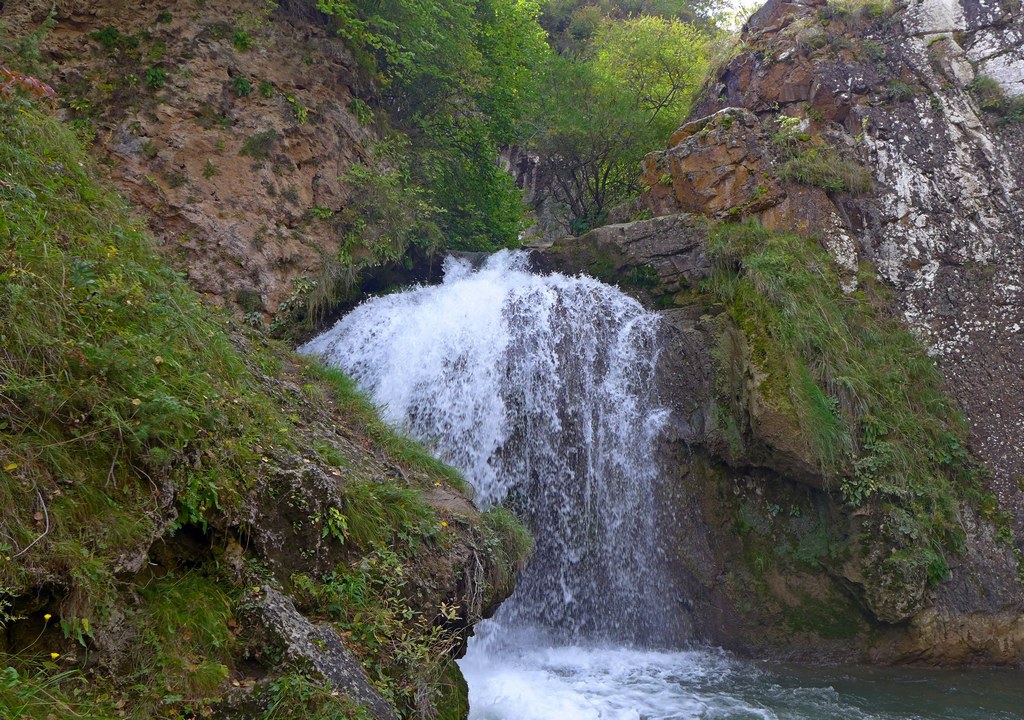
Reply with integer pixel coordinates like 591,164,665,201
314,0,720,247
316,0,549,250
540,0,719,52
528,15,714,231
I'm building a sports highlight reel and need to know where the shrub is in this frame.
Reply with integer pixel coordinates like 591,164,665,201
232,29,253,51
887,80,916,102
285,94,308,124
231,76,252,96
348,97,373,125
970,74,1024,122
90,26,139,52
145,66,166,89
240,129,278,160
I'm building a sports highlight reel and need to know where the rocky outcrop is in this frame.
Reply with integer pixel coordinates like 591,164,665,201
1,0,376,317
539,0,1024,667
538,213,710,298
243,587,399,720
649,0,1024,529
544,207,1024,664
501,145,573,246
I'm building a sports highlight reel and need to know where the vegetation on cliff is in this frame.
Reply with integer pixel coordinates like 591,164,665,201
704,222,997,619
0,97,528,718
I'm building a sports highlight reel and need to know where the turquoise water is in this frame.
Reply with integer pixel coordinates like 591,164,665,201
460,627,1024,719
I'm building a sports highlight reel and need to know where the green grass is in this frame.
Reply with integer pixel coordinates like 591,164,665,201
777,146,873,193
970,74,1024,124
260,671,373,719
0,98,287,604
0,96,530,719
291,545,461,716
704,222,979,585
0,662,119,719
482,507,533,595
340,478,436,548
308,365,467,488
0,96,293,713
126,571,235,715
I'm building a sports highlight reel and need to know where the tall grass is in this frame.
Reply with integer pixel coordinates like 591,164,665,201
704,222,980,582
0,98,284,610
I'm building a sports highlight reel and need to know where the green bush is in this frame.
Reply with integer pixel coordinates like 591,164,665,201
90,26,139,52
240,129,279,160
145,66,167,89
970,74,1024,123
231,76,253,96
232,29,254,50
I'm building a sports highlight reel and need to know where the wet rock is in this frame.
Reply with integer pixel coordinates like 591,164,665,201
538,214,711,297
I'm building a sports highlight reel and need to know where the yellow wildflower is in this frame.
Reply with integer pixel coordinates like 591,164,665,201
50,652,59,660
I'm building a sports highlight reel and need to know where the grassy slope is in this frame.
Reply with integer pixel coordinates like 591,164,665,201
0,98,527,719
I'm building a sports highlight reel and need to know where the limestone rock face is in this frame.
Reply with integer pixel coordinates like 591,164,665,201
1,0,376,318
649,0,1024,533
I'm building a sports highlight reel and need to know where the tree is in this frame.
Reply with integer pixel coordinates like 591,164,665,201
316,0,550,250
528,16,713,232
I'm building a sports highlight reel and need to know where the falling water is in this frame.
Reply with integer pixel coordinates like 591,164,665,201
300,250,676,644
300,253,1024,720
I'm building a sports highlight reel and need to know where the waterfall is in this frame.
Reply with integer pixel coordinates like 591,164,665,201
299,251,675,645
298,252,1020,719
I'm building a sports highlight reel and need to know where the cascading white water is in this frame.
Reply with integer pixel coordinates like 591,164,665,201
300,253,1024,720
300,250,675,644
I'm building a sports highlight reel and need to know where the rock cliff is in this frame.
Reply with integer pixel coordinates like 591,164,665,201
544,0,1024,665
655,0,1024,524
2,0,376,319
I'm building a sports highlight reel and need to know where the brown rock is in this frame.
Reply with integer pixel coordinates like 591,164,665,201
642,108,786,219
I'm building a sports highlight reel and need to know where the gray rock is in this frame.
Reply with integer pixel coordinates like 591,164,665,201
250,586,399,720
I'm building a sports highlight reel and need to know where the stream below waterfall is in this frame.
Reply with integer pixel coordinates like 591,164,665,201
301,252,1024,720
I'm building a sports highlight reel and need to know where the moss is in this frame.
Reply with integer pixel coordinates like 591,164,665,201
784,593,864,640
482,506,533,597
433,663,470,720
703,221,983,611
